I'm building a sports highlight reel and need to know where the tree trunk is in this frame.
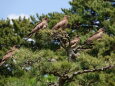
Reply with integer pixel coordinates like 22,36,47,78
59,78,66,86
67,48,76,61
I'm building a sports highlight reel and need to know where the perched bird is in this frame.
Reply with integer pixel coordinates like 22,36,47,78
52,15,69,30
27,18,48,37
0,45,19,66
86,28,105,44
70,36,80,48
66,36,80,48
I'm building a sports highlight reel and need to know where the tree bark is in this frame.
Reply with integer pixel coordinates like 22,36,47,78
59,78,66,86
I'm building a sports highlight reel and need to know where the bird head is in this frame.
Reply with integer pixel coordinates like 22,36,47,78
75,35,80,38
13,45,20,49
64,15,70,19
42,17,48,22
98,28,105,32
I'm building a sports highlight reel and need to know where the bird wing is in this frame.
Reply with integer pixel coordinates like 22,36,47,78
52,20,67,29
31,22,43,33
65,38,80,48
70,38,80,45
71,39,80,48
87,32,103,42
0,46,18,66
2,52,14,61
31,21,48,33
27,21,46,38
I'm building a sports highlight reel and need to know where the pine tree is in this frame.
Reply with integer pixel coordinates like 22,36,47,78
0,0,115,86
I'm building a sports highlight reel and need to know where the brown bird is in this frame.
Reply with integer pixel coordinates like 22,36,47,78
66,36,80,48
70,36,80,48
86,28,105,44
28,18,48,37
0,45,19,66
52,15,69,30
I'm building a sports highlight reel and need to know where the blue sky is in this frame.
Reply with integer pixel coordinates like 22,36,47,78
0,0,71,19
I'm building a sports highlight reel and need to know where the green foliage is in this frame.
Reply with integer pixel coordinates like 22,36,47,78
34,29,52,49
1,76,37,86
0,0,115,86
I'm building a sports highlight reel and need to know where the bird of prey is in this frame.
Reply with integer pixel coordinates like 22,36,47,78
0,45,19,66
66,36,80,48
52,15,69,30
70,36,80,48
86,28,105,44
27,18,48,37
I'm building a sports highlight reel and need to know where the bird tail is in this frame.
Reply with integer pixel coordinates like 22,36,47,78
52,26,57,30
0,59,5,66
0,61,5,66
0,59,2,63
27,33,33,38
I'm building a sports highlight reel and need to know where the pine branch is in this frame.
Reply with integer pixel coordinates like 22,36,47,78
69,65,115,79
66,35,71,48
44,65,115,85
45,71,62,77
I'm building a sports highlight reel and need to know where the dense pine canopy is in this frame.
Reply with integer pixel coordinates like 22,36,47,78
0,0,115,86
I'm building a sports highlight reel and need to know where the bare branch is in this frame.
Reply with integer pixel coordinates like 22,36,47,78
44,65,115,86
66,35,71,48
59,38,67,49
